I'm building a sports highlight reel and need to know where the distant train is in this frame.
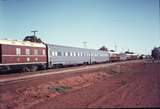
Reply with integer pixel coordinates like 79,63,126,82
0,39,138,72
108,51,120,62
109,51,138,62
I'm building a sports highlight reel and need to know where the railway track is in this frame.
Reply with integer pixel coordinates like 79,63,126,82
0,60,146,86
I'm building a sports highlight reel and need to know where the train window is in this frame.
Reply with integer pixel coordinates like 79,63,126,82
35,58,38,61
80,53,83,56
26,49,30,55
42,49,46,55
77,52,80,56
34,49,38,55
55,51,57,56
52,51,55,56
65,52,68,56
70,52,73,56
27,57,30,62
57,52,62,56
16,48,21,55
73,52,76,56
80,53,82,56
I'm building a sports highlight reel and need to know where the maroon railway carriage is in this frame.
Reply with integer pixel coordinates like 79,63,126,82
0,39,47,72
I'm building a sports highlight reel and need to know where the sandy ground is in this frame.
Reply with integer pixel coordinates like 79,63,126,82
0,60,160,109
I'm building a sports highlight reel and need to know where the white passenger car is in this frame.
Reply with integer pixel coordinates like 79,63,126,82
47,44,109,68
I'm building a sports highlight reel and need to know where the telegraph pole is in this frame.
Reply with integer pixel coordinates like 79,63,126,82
31,30,38,36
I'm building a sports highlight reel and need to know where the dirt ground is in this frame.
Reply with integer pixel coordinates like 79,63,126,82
0,60,160,109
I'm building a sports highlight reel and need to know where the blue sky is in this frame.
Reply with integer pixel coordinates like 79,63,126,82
0,0,159,55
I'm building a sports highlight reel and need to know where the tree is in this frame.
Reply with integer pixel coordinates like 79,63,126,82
125,51,134,54
151,47,160,60
99,46,108,51
110,50,115,52
23,35,44,43
139,54,144,59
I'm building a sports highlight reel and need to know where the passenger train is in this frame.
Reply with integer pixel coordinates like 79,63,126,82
0,39,139,72
0,39,110,72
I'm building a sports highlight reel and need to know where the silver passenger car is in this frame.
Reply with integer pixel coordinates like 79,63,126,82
47,44,109,68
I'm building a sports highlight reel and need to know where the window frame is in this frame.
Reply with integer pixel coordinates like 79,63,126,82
16,48,21,56
34,49,38,55
42,49,46,55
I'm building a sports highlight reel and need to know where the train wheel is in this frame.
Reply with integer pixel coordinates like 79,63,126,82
40,64,47,70
83,62,89,65
22,66,31,72
30,66,38,72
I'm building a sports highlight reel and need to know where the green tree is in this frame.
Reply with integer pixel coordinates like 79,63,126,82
23,36,44,43
99,46,108,51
